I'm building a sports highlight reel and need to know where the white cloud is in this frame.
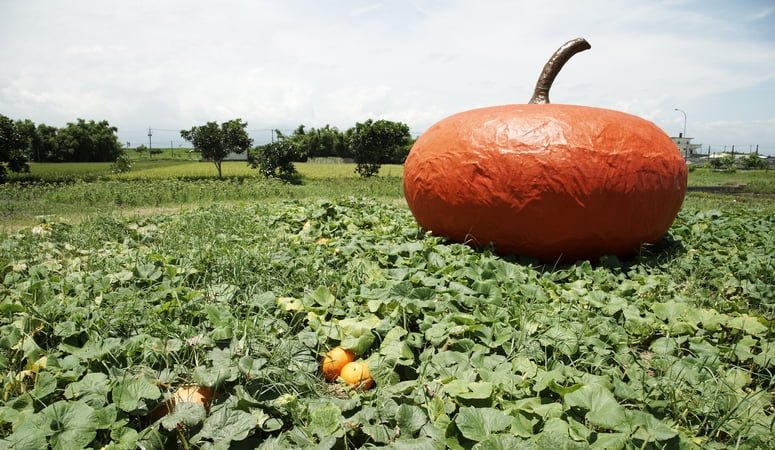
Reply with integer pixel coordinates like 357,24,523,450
0,0,773,151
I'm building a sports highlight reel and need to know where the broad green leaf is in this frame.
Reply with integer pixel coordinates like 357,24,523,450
535,417,587,449
308,285,335,307
754,339,775,366
652,301,689,321
161,402,206,431
65,372,111,401
112,378,161,412
110,426,139,450
93,404,117,429
363,423,395,444
454,407,513,442
340,332,376,356
396,404,428,436
238,355,267,377
30,371,57,400
1,417,48,450
192,406,257,445
0,394,34,427
41,400,97,450
307,400,344,439
339,315,380,336
456,381,494,400
192,364,238,387
590,432,628,449
471,434,532,450
387,436,441,450
727,315,767,335
564,383,626,429
626,410,678,442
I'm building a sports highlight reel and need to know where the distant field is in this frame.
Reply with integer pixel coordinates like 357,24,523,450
15,160,403,180
3,161,773,230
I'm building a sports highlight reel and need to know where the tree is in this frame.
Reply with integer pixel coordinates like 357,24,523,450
308,125,350,158
180,119,252,178
35,124,59,162
250,137,302,184
14,119,37,161
0,114,30,182
348,119,411,177
282,124,349,159
55,119,122,162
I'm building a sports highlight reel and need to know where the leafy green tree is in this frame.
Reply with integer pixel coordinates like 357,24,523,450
14,119,37,160
0,114,30,182
55,119,122,162
181,119,253,178
12,119,60,162
349,119,411,177
35,124,59,162
285,124,349,159
250,136,302,184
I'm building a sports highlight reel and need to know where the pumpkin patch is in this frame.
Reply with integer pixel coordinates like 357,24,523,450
403,38,687,262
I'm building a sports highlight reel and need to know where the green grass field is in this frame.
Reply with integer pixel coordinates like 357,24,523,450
1,158,774,448
12,160,404,181
2,162,774,231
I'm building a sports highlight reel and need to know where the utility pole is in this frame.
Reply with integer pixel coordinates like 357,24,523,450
148,128,153,150
171,140,174,158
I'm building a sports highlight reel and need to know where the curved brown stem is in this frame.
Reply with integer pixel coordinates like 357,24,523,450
529,38,591,104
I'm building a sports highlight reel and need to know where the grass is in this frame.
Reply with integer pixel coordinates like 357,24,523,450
688,167,775,192
13,160,403,181
2,161,773,231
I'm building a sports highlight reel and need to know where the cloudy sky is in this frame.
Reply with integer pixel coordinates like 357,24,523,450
2,0,774,154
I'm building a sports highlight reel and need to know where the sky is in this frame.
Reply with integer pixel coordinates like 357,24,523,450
1,0,774,154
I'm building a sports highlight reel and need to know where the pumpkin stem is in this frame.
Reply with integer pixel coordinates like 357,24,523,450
529,38,591,105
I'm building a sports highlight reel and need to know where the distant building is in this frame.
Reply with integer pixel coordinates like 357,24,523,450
222,152,248,161
671,133,702,158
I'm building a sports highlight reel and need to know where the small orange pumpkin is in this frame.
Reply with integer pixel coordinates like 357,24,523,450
403,38,687,262
321,347,356,381
339,361,374,390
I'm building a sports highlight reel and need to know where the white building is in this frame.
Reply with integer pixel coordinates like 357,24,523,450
671,133,702,158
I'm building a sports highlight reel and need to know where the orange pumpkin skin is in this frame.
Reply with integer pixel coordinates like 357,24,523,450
403,103,687,262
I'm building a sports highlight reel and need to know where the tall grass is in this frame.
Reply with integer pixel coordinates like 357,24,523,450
0,177,404,229
13,161,404,181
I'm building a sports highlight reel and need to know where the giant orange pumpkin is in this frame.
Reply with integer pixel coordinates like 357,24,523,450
403,38,687,262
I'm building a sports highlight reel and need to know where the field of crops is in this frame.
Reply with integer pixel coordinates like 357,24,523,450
1,163,774,449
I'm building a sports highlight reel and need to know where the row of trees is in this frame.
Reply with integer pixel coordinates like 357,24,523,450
0,114,124,181
182,118,413,181
11,118,122,163
1,113,412,182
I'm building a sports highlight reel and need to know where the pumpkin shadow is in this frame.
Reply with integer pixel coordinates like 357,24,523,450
494,232,686,271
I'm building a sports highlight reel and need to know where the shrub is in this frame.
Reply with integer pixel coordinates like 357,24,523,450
708,154,736,172
251,141,302,184
111,152,133,174
740,153,768,170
